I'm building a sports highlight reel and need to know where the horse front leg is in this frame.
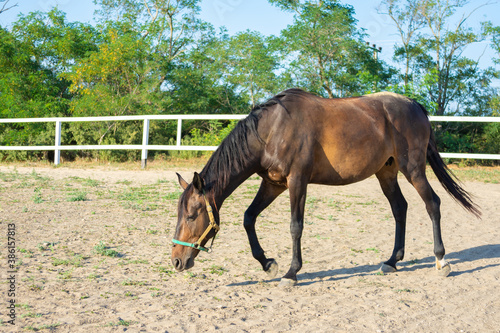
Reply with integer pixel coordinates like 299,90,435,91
244,180,286,278
280,176,308,287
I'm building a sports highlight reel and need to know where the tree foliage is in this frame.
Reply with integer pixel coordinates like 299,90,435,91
275,0,394,97
0,0,498,163
378,0,499,163
380,0,499,116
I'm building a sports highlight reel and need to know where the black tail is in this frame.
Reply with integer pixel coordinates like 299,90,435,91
427,131,482,218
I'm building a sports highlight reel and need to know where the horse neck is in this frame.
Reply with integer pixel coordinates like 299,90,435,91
199,111,265,209
200,160,259,209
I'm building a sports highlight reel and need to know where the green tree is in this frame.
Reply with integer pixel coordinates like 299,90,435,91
160,25,247,116
0,26,53,158
485,22,500,66
213,30,285,108
94,0,203,80
379,0,426,90
2,8,98,119
0,9,99,160
59,0,205,158
381,0,497,115
61,23,159,161
159,26,250,151
483,22,500,117
63,1,250,159
380,1,499,161
476,22,500,160
418,0,496,115
272,0,391,98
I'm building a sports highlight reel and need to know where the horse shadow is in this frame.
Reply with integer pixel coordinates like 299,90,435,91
227,244,500,287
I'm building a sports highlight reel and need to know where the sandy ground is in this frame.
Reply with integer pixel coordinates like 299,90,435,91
0,165,499,332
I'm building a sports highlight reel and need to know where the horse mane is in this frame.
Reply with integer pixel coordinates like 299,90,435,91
252,88,317,114
200,108,262,195
200,89,312,195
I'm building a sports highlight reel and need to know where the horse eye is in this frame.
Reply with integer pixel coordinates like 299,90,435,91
186,215,196,221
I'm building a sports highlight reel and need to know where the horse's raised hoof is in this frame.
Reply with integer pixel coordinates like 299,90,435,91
278,278,297,287
264,259,279,278
437,262,452,277
379,263,397,274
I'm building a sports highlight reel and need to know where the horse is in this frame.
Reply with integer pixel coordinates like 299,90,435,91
171,88,480,287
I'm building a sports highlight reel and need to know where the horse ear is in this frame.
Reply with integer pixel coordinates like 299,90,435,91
192,172,204,193
176,173,188,190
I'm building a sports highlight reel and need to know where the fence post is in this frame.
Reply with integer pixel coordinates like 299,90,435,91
141,118,150,169
176,119,182,148
54,120,61,166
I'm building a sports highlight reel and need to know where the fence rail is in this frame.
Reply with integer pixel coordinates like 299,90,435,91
1,115,499,167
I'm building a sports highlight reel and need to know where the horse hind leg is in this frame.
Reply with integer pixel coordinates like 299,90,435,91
408,168,452,277
376,163,408,273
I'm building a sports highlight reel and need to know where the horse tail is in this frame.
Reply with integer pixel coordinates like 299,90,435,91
418,103,481,218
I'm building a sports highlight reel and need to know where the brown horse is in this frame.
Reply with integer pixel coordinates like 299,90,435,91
172,89,480,286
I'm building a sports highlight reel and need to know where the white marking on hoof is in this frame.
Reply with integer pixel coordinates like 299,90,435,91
436,258,451,277
436,258,446,269
265,260,279,278
380,263,397,273
279,278,297,287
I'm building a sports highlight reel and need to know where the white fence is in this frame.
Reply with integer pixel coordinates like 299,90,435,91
0,115,499,167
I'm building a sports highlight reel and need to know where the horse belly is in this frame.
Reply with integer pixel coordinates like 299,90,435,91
310,125,391,185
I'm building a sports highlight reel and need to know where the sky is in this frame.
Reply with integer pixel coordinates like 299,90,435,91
1,0,499,71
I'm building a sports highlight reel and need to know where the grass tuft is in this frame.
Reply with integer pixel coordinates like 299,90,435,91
93,241,120,257
67,190,88,202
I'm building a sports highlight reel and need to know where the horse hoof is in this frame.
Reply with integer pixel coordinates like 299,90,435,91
265,259,279,278
437,263,452,277
379,263,397,274
279,278,297,287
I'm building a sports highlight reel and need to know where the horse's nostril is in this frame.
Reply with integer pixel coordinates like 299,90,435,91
173,258,182,271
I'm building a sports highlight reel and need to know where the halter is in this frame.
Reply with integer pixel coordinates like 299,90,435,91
172,191,219,252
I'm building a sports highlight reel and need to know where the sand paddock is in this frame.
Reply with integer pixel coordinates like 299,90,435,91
0,165,499,332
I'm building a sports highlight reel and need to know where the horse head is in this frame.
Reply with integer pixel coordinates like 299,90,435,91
171,172,219,272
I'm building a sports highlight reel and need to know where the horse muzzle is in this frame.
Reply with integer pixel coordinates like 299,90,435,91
171,255,195,272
